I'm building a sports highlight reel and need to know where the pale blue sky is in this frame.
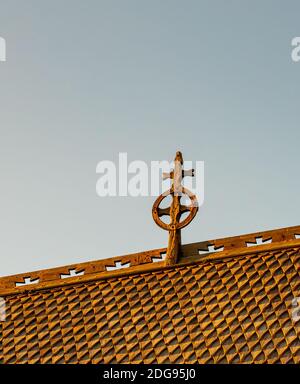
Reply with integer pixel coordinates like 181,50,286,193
0,0,300,276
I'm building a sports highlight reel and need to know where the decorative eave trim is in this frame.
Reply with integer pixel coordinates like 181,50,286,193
1,224,300,297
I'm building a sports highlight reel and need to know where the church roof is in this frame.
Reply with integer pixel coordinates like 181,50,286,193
1,224,300,363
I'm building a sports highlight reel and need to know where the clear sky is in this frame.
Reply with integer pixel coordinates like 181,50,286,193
0,0,300,276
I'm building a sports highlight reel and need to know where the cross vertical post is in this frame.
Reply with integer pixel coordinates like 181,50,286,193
152,151,199,266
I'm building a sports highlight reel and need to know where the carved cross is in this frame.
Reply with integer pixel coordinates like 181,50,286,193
152,151,198,265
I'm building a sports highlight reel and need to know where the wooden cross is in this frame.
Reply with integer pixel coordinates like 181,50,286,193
152,151,198,265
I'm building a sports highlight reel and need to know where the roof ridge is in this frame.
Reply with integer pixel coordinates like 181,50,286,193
0,224,300,296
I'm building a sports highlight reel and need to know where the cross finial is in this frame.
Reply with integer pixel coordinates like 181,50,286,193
152,151,198,265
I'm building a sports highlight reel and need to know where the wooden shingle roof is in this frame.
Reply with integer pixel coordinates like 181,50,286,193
1,225,300,363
